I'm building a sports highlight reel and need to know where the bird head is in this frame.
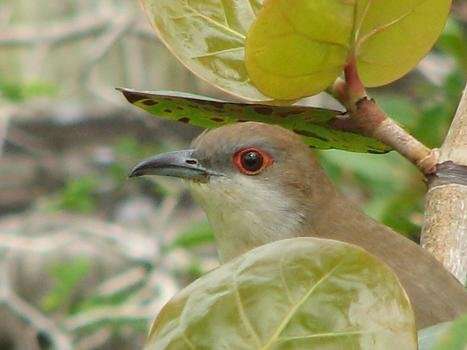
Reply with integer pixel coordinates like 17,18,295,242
130,122,332,261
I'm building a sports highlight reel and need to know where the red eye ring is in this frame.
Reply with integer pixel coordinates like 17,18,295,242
233,148,274,175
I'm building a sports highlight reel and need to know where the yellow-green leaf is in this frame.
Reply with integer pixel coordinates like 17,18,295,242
245,0,451,99
355,0,452,86
245,0,353,100
140,0,268,101
118,88,391,153
146,238,417,349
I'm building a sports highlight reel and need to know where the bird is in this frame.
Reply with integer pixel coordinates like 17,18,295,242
129,121,467,329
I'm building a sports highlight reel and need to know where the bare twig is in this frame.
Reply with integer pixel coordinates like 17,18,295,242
0,10,156,98
0,16,110,47
80,13,137,101
64,304,151,333
95,267,147,297
421,84,467,284
0,11,155,48
64,270,178,333
74,328,112,350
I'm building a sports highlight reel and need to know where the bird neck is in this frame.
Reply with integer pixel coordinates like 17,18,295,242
188,168,356,262
189,176,307,262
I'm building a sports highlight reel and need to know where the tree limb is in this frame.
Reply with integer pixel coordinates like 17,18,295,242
421,84,467,284
0,15,155,48
0,16,110,47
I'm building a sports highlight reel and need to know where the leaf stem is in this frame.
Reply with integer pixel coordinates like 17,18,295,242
332,55,438,174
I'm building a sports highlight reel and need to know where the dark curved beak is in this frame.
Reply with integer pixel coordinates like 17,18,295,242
129,149,220,182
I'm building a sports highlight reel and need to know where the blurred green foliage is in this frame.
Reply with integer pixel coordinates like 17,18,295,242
419,315,467,350
431,315,467,350
42,258,91,312
168,220,214,250
54,177,98,213
0,79,57,102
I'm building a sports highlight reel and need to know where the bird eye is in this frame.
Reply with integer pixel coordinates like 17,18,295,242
233,148,273,175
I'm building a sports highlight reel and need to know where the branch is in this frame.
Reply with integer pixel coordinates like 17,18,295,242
0,16,110,47
421,83,467,284
0,15,156,48
79,14,136,89
332,57,438,174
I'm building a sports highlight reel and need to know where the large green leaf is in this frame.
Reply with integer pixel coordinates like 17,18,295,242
140,0,267,101
146,238,417,349
118,88,391,153
245,0,451,99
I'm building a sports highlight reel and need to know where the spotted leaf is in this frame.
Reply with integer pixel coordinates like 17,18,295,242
118,88,391,153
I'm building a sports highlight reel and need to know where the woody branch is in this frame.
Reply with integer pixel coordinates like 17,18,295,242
332,55,466,283
421,84,467,284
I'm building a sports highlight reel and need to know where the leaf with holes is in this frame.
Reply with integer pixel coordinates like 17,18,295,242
145,238,417,349
140,0,267,101
118,88,391,153
245,0,451,99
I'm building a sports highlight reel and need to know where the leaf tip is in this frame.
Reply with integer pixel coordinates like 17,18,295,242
117,87,145,104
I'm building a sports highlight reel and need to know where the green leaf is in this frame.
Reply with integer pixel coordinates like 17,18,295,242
245,0,451,99
245,0,353,100
140,0,268,101
118,88,391,153
146,238,417,349
355,0,452,87
418,315,467,350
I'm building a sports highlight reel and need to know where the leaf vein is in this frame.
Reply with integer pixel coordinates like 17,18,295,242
183,2,246,40
232,271,262,347
261,260,344,349
219,0,230,26
182,333,196,350
246,0,257,17
278,329,381,342
279,255,294,305
191,46,244,59
356,0,430,50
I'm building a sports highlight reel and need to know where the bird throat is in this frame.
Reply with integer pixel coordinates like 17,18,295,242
189,176,304,262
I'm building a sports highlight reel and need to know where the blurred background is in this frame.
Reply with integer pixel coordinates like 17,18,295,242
0,0,466,349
